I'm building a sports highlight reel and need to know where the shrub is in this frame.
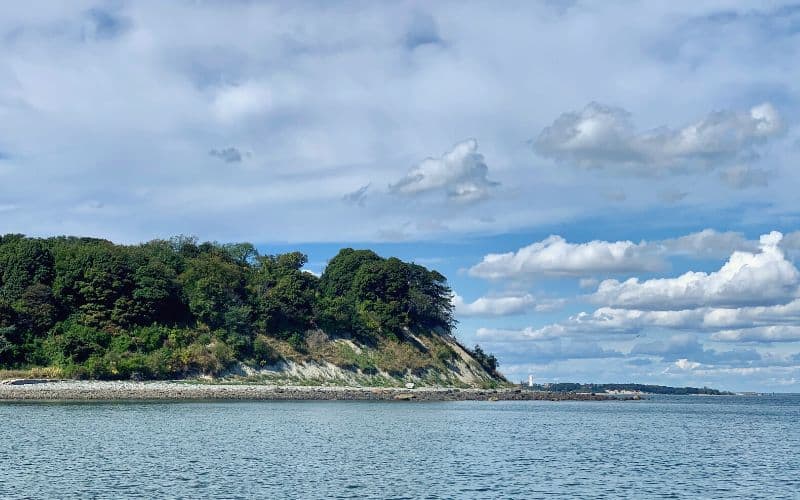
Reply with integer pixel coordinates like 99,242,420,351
253,335,280,365
287,332,305,353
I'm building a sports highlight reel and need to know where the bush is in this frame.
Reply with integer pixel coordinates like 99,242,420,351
470,344,499,374
253,335,280,365
287,332,305,353
434,345,456,364
45,320,111,365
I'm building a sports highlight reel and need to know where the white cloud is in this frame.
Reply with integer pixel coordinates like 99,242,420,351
389,139,498,203
674,358,701,370
469,235,661,280
454,294,535,316
484,233,800,349
212,82,271,123
658,229,757,258
711,326,800,343
524,298,800,341
534,101,783,174
468,229,762,282
474,330,623,363
592,232,799,310
454,294,564,316
630,333,761,365
476,326,565,342
783,231,800,259
0,3,797,249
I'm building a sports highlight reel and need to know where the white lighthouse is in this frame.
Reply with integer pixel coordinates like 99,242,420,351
528,374,534,387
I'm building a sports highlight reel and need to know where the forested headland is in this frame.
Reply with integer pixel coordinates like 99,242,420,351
0,234,500,383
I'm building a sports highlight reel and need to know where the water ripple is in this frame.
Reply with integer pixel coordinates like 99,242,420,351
0,396,798,498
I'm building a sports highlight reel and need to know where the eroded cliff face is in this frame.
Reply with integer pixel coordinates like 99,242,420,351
216,331,504,388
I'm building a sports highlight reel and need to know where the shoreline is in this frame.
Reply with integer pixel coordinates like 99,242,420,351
0,380,627,402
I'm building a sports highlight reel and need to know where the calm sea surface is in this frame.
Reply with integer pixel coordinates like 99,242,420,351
1,395,798,499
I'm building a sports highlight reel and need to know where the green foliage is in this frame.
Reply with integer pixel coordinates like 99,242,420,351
470,344,499,374
179,252,245,330
317,249,455,339
253,335,281,365
248,252,317,336
434,344,456,364
287,331,306,352
45,320,112,365
0,236,55,303
0,234,458,379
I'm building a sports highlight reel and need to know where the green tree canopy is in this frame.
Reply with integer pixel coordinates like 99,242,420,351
0,234,460,378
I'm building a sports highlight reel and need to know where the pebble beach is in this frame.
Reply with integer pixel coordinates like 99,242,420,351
0,379,622,402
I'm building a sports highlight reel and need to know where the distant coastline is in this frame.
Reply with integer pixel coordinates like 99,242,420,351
524,382,733,396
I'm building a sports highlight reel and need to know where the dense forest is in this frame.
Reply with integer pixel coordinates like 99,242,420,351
0,234,496,380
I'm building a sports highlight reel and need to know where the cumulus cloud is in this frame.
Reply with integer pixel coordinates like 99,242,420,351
631,333,761,365
454,294,535,316
711,326,800,343
390,139,498,203
674,358,701,370
482,327,764,368
533,102,783,173
782,231,800,259
658,229,757,258
496,233,800,355
469,235,662,280
454,294,565,317
592,232,799,310
475,330,623,362
468,229,761,281
529,298,800,340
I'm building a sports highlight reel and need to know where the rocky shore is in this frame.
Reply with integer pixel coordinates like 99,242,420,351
0,380,628,402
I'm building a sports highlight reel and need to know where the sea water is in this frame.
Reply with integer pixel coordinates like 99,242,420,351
1,395,798,499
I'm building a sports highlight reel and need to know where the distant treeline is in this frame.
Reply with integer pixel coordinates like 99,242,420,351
527,383,732,395
0,234,463,379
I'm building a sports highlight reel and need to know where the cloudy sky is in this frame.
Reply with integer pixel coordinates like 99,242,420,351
2,1,800,391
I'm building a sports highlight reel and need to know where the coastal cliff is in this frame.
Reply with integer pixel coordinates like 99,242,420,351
0,234,504,387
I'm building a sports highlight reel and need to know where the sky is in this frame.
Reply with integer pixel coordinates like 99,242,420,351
1,1,800,392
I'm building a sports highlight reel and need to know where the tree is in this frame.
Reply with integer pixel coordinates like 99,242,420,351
0,236,55,303
0,234,464,379
249,252,317,337
178,252,245,330
471,344,499,374
352,258,410,335
318,248,381,298
14,283,58,335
